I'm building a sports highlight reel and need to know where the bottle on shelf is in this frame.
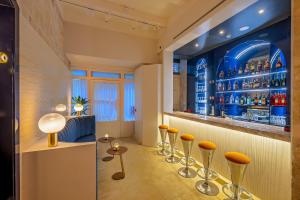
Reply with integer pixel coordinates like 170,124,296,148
242,79,246,89
233,67,237,77
247,95,252,105
264,59,271,71
227,68,231,78
257,60,262,73
276,57,283,68
281,93,287,105
240,95,245,105
281,73,286,87
274,74,280,87
261,94,267,106
254,94,259,105
244,63,250,74
250,62,256,74
233,81,239,90
230,94,234,104
227,81,231,91
238,66,243,75
235,95,240,104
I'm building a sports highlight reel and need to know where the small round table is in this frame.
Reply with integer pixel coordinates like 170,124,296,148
107,146,128,180
98,137,115,161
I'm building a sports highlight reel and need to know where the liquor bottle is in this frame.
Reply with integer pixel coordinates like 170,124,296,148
242,79,246,89
276,57,283,68
234,81,239,90
281,93,287,105
250,62,256,74
238,66,243,75
235,95,240,104
261,95,266,106
267,94,270,106
222,83,225,91
258,95,262,106
233,67,237,77
227,81,231,91
270,75,275,87
264,59,271,71
262,77,267,88
274,93,279,105
230,94,234,104
257,60,263,73
240,95,244,105
247,95,252,105
227,68,231,78
219,71,224,79
225,95,229,104
281,73,286,87
254,94,259,105
275,74,280,87
244,63,250,74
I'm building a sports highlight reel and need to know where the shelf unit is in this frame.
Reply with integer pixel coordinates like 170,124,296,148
195,58,208,115
215,40,289,127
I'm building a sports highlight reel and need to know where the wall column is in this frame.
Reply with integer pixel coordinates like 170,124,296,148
292,1,300,199
162,50,173,113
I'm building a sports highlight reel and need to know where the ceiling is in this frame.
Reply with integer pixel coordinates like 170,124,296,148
58,0,191,39
174,0,291,58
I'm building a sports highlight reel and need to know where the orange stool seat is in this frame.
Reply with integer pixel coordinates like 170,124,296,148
180,134,194,141
225,152,251,164
198,141,217,150
159,124,168,129
167,128,179,134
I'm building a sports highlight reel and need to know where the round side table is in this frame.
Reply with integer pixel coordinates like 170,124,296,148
98,137,115,162
107,146,128,180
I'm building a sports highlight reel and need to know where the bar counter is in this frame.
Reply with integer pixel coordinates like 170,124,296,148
164,112,290,142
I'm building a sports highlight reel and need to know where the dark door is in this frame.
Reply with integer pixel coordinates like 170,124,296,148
0,0,19,199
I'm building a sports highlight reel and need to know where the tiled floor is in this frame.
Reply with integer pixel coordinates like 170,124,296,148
97,138,255,200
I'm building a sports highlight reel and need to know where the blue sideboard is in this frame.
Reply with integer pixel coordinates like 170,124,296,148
58,115,96,142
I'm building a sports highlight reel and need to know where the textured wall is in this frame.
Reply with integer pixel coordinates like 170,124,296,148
165,115,291,200
19,10,71,151
292,0,300,199
17,0,68,65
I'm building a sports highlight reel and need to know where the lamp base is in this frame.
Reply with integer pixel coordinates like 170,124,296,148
48,133,58,147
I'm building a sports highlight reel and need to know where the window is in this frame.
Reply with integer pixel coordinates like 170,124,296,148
92,71,121,79
72,79,88,98
124,82,135,121
124,73,134,80
72,70,87,77
93,82,119,122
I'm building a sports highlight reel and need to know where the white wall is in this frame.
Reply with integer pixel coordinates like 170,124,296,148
135,64,162,146
65,22,159,67
19,10,71,152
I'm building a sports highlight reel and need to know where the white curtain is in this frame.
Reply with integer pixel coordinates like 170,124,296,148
93,82,119,122
124,82,135,121
72,79,88,98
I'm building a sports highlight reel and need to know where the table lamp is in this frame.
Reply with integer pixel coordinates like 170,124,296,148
74,103,84,116
38,113,66,147
55,104,67,112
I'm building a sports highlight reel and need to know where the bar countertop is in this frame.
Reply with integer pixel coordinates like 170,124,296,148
164,112,290,142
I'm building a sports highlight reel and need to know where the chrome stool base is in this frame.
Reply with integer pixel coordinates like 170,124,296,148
178,167,197,178
165,155,180,163
195,180,219,196
197,167,218,181
157,142,170,148
180,157,195,166
157,149,170,156
222,184,252,200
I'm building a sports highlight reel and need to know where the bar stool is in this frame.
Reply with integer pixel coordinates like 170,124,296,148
223,152,252,200
178,133,197,178
165,128,180,163
195,141,219,196
157,125,170,156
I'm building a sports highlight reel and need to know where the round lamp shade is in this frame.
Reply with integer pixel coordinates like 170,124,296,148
55,104,67,112
38,113,66,134
74,103,84,112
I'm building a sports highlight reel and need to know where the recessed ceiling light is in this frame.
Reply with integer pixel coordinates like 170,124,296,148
219,30,225,35
258,9,265,14
195,43,199,47
226,34,231,39
239,26,250,31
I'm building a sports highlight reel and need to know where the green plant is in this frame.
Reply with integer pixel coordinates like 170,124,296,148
71,96,89,115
